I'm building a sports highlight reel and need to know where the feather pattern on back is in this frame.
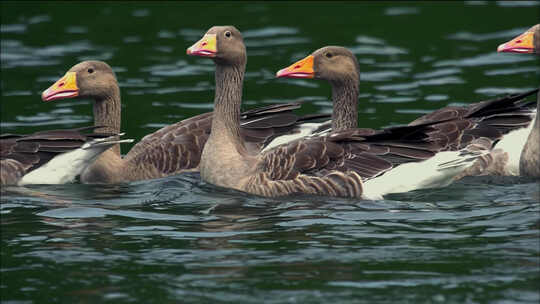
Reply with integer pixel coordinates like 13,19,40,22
119,103,331,179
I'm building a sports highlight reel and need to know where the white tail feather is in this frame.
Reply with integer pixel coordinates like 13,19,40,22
83,138,134,149
362,148,490,200
18,135,133,185
261,120,331,153
436,151,484,171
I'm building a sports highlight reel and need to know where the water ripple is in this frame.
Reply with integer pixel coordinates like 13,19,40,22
142,61,215,77
434,52,534,67
1,40,100,69
484,66,540,76
245,37,310,48
475,86,537,96
243,27,299,38
38,207,202,221
66,26,88,34
375,76,464,92
355,35,385,45
384,7,420,16
413,68,461,79
448,28,529,41
362,70,405,82
349,45,408,56
496,0,540,7
0,24,26,33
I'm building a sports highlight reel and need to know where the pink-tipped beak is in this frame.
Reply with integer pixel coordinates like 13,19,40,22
275,55,315,79
187,34,217,58
41,87,79,102
497,28,535,54
41,72,79,102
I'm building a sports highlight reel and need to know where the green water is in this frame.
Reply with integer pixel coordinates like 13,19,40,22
1,1,539,303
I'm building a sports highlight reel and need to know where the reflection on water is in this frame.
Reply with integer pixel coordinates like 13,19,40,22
1,1,539,304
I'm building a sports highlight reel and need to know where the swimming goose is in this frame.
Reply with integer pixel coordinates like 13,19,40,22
41,61,330,183
1,127,132,186
497,24,539,177
276,46,538,177
187,25,487,199
277,46,360,132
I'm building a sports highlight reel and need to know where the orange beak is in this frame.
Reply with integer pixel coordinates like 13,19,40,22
41,72,79,102
275,55,315,79
497,27,535,54
187,34,217,57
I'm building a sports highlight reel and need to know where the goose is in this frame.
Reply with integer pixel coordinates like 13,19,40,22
275,45,538,177
1,127,131,186
186,25,488,199
41,61,330,183
497,24,539,177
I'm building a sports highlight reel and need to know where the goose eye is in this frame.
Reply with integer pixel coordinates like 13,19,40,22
225,31,232,38
325,53,333,58
88,68,94,74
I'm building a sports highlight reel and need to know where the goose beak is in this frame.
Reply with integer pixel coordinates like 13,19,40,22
497,28,534,53
187,34,217,57
41,72,79,102
276,55,315,79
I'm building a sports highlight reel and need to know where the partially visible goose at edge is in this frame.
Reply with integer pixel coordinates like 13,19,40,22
41,61,330,184
275,45,538,177
186,25,488,199
1,127,132,186
497,24,539,178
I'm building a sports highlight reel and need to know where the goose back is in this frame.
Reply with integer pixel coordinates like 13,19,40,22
242,120,481,198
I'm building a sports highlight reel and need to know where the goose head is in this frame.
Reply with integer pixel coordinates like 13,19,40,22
187,25,246,66
276,46,360,85
42,60,118,102
497,24,540,54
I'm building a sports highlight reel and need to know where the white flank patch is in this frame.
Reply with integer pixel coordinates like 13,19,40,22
261,120,332,153
18,137,133,185
492,111,536,176
362,150,481,200
18,148,106,185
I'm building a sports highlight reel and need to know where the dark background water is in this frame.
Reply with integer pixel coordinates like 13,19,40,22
1,1,539,303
